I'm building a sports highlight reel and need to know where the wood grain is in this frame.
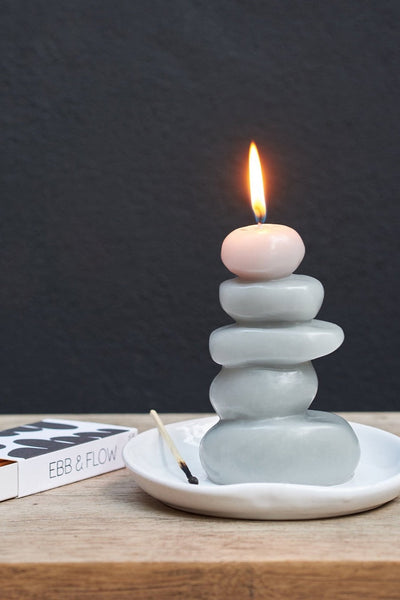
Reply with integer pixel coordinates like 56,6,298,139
1,563,400,600
0,413,399,599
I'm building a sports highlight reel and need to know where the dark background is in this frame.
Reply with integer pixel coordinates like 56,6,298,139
1,1,399,414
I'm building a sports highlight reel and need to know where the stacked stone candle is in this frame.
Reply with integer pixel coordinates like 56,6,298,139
199,145,360,486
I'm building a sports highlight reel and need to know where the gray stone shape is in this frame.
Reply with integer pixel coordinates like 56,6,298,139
220,275,324,322
210,320,344,367
210,363,317,419
199,410,361,486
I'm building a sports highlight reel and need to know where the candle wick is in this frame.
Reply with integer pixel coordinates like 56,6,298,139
254,210,267,225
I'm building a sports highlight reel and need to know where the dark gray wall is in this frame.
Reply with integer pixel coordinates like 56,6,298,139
1,1,399,413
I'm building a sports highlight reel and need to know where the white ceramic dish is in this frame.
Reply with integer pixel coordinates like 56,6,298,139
123,417,400,520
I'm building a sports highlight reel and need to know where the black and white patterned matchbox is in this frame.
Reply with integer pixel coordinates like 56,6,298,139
0,419,136,501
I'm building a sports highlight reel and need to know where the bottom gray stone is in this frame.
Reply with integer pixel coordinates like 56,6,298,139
199,411,361,486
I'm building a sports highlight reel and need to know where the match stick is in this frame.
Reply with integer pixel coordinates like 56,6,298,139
150,409,199,485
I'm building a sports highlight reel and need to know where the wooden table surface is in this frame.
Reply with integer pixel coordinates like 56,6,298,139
1,412,399,600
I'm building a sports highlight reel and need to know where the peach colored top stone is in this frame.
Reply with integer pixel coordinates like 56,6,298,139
221,224,305,280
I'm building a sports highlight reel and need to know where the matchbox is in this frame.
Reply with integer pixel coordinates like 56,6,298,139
0,418,136,501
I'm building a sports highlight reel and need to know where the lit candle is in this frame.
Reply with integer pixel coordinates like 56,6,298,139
199,143,360,486
221,142,305,281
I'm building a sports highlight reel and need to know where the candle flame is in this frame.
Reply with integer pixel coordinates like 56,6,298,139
249,142,266,223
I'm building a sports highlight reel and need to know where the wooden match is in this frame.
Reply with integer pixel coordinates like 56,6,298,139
150,409,199,485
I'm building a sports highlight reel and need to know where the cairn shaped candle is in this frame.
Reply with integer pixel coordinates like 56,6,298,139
199,144,360,486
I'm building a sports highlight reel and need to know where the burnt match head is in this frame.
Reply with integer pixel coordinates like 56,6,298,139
179,460,199,485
